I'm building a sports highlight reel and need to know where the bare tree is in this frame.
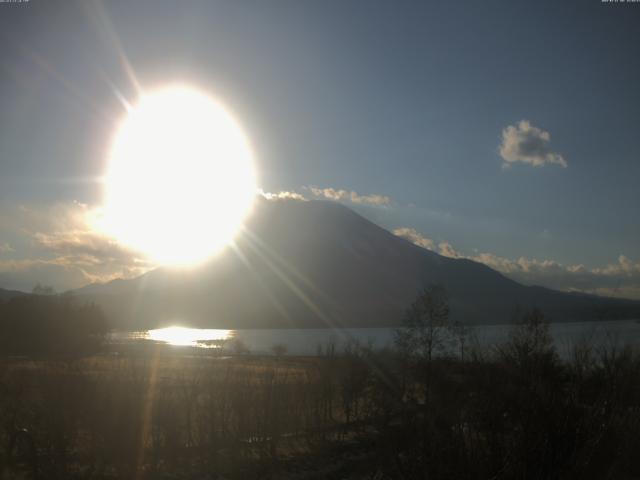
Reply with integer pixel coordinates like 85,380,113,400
271,343,287,357
448,320,471,361
395,285,450,362
395,285,450,405
497,307,558,379
31,283,55,296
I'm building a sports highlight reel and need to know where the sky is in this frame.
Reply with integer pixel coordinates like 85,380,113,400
1,0,639,297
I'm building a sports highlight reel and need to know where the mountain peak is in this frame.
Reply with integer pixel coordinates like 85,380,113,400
76,200,640,329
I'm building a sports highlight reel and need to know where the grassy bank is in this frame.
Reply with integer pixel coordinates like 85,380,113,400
2,320,640,480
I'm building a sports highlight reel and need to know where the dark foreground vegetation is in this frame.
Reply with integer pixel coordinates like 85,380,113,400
1,289,640,479
0,292,107,357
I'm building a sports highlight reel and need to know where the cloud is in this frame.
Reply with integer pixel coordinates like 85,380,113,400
393,226,640,299
0,202,154,291
392,228,463,258
0,259,92,293
437,242,462,259
499,120,567,168
393,228,436,250
308,187,391,206
0,243,14,254
470,252,640,299
259,186,391,207
260,190,308,201
33,230,151,276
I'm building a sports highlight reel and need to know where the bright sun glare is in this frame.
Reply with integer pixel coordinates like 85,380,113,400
147,326,232,347
102,86,257,265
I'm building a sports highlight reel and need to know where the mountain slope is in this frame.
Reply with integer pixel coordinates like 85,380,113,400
77,199,640,329
0,288,28,301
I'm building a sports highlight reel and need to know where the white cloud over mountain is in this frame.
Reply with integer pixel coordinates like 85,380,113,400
308,187,391,206
2,199,639,300
260,190,308,202
261,186,392,207
394,226,640,299
391,228,435,250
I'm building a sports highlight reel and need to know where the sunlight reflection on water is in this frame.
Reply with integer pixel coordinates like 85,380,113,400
114,319,640,356
146,326,233,348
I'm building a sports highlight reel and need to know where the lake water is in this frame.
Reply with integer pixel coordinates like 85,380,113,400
112,319,640,357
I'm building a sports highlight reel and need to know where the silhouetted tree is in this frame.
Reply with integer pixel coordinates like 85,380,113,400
395,285,450,363
499,307,556,368
271,343,287,357
0,293,108,356
32,283,55,296
394,284,451,412
230,338,249,355
448,320,471,361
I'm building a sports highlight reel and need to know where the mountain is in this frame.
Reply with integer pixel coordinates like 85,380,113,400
76,199,640,329
0,288,28,301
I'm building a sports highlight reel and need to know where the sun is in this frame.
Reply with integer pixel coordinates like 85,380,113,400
101,86,257,266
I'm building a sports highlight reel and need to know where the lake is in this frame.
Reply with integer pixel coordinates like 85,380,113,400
111,319,640,357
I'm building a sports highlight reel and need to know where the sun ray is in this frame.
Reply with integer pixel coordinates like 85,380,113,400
238,227,342,331
228,240,293,324
240,225,339,312
5,38,115,123
81,0,143,96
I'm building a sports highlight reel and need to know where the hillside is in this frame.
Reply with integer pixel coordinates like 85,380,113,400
76,199,640,329
0,288,27,301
